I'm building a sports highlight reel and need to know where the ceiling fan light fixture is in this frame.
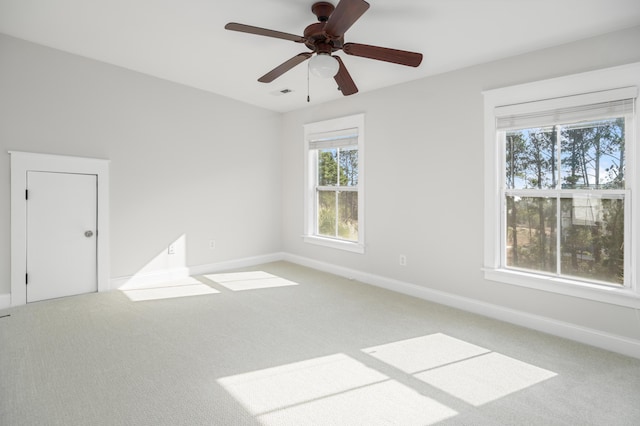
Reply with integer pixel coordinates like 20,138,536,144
309,53,339,78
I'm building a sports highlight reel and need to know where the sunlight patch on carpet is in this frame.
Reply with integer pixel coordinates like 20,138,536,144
363,333,490,373
122,277,219,301
204,271,299,291
217,353,457,425
415,352,557,406
363,333,557,407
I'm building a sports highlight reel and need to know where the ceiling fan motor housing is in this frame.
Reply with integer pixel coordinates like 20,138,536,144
304,23,343,52
306,2,344,52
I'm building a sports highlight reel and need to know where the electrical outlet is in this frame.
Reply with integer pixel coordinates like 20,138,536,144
168,243,176,255
399,254,407,266
209,240,216,249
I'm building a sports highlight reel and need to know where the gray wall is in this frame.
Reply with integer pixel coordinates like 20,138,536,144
0,34,283,292
281,26,640,341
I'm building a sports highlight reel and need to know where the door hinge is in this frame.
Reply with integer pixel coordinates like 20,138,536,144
25,189,29,200
25,273,28,284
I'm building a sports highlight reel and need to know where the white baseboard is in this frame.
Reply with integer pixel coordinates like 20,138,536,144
283,253,640,359
110,252,286,290
0,293,10,310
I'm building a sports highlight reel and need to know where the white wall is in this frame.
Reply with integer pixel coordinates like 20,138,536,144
281,26,640,342
0,34,283,294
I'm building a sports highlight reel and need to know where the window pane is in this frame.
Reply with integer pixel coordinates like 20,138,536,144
560,197,624,285
317,190,336,237
561,118,625,189
506,128,557,189
338,191,358,241
339,147,358,186
505,196,557,273
318,149,338,186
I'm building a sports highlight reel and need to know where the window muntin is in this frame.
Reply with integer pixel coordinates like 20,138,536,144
501,113,631,287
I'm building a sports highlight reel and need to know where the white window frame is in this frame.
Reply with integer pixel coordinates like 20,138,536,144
483,63,640,308
304,114,365,253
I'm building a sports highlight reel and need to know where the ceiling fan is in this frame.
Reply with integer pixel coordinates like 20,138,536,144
225,0,423,96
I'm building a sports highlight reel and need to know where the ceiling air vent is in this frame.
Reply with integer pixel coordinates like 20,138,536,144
271,88,293,96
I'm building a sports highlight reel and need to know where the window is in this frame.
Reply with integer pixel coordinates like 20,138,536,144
483,63,640,307
304,114,365,253
502,98,632,286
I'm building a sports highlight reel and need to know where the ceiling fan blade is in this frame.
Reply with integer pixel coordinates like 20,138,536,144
343,43,423,67
225,23,305,43
258,53,313,83
323,0,370,39
333,56,358,96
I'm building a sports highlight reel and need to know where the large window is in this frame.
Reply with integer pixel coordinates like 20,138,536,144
502,102,632,286
304,114,365,253
483,63,640,306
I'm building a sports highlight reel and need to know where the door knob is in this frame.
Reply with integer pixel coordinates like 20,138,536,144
84,230,94,238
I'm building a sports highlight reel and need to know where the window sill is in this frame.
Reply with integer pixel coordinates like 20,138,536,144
303,235,365,254
483,268,640,309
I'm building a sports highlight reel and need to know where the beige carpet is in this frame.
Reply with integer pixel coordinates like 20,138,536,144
1,261,639,425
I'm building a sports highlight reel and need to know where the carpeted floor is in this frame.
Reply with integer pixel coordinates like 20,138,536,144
1,261,639,425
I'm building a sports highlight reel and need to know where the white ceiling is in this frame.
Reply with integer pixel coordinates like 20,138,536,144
1,0,639,112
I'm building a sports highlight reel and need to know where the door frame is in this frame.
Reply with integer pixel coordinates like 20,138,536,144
10,151,110,306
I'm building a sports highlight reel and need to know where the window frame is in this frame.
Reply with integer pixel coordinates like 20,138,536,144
483,63,640,308
304,114,365,253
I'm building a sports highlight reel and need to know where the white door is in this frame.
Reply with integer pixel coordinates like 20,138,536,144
26,171,98,302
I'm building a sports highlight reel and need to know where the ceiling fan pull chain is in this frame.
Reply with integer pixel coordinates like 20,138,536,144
307,61,311,103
